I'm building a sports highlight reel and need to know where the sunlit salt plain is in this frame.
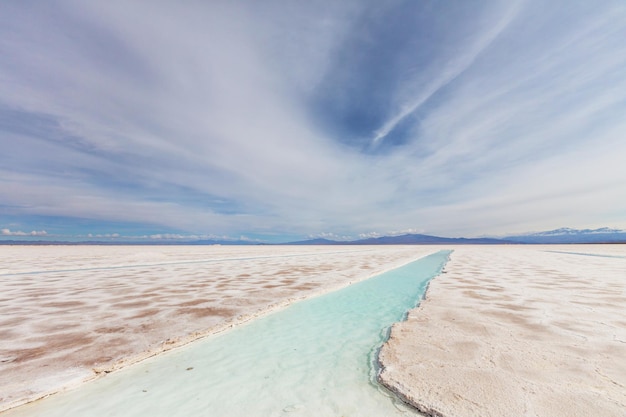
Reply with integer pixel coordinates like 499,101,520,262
0,245,441,413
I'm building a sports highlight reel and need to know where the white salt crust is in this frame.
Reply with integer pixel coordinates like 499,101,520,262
378,245,626,417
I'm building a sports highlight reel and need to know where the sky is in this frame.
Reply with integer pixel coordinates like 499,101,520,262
1,0,626,242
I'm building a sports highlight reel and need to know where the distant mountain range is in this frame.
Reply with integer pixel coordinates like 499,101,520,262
504,227,626,244
288,228,626,245
287,234,508,245
2,228,625,245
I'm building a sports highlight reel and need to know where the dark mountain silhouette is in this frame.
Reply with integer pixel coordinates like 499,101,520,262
286,233,509,245
505,227,626,244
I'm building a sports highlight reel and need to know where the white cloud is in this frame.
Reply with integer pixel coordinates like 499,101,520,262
307,232,354,241
358,232,382,239
1,228,47,236
148,234,225,240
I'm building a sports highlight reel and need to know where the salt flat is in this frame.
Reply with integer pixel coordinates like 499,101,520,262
0,244,436,412
379,245,626,417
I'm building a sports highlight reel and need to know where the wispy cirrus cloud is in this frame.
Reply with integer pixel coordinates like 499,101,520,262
370,0,525,147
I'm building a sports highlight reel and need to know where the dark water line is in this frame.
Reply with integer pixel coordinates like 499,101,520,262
544,250,626,259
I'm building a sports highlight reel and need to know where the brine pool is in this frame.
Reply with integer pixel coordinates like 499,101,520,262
6,250,450,417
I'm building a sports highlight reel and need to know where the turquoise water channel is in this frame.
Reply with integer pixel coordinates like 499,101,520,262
8,251,450,417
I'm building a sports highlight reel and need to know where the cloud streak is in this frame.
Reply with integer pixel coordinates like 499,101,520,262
371,0,525,146
1,0,625,240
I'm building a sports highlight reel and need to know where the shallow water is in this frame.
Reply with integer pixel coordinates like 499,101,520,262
6,250,450,417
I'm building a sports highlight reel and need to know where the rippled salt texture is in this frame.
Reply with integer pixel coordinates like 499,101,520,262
6,251,450,417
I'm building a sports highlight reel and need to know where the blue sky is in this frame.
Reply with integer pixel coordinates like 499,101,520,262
1,0,626,242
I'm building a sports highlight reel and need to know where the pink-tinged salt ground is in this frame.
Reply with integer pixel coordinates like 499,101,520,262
379,245,626,417
0,245,436,412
